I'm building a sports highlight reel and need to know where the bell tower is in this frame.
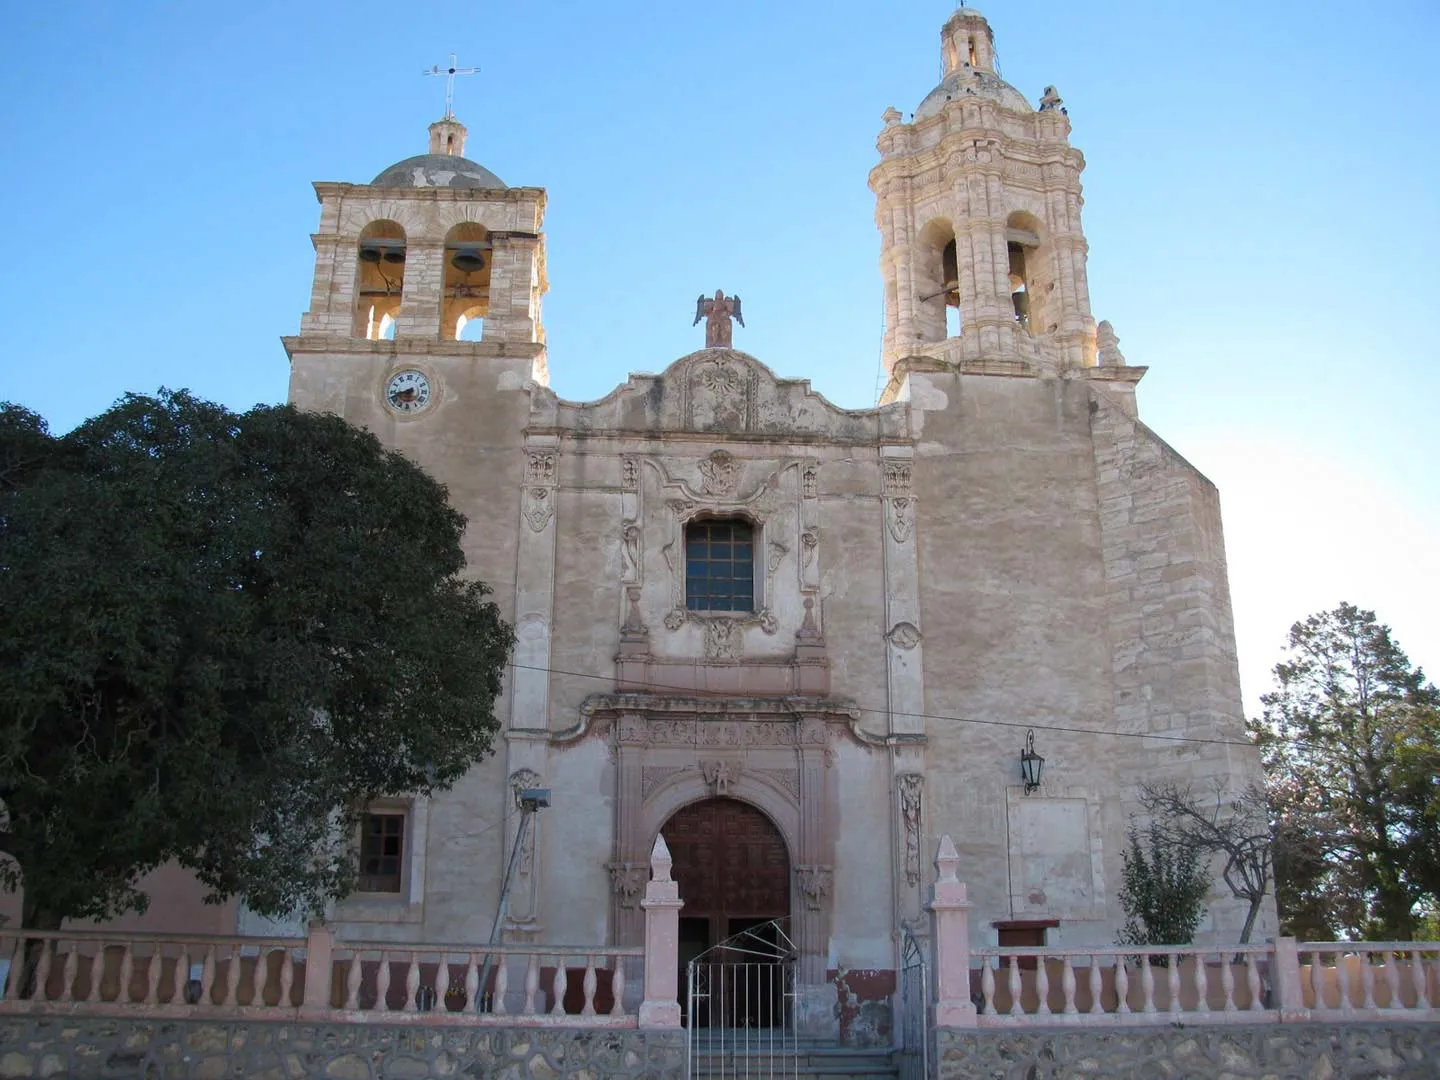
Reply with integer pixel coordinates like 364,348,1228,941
871,7,1097,400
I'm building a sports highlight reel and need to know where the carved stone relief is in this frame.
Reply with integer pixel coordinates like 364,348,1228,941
887,621,922,650
704,618,742,660
697,450,739,496
754,767,801,801
523,487,554,532
800,529,819,570
682,356,758,432
621,586,647,636
621,456,639,491
621,523,641,583
525,452,557,486
887,496,914,543
883,461,912,496
801,463,818,499
898,773,924,887
795,865,833,911
608,863,647,909
641,765,687,799
699,759,740,795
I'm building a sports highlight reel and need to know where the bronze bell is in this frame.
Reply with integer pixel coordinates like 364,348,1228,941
450,251,485,274
382,249,406,264
358,246,382,263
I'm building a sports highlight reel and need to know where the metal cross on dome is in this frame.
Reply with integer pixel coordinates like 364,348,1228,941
423,53,478,120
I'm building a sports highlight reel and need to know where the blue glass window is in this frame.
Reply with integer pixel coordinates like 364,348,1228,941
685,519,755,612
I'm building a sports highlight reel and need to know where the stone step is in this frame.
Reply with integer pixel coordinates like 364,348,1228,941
693,1046,899,1077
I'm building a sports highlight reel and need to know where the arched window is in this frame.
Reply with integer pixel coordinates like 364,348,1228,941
442,222,491,340
685,517,756,613
354,220,406,339
1006,211,1049,337
916,219,960,343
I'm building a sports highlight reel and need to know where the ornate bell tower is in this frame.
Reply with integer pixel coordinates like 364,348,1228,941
871,7,1098,400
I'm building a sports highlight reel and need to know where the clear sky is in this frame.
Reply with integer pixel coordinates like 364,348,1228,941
2,0,1436,712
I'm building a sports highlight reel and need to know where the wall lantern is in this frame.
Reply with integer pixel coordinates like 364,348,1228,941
1019,729,1044,794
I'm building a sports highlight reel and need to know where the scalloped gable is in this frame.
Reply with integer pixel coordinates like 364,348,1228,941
529,349,909,439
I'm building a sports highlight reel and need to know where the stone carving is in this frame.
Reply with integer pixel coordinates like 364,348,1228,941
621,586,647,636
612,716,845,750
888,621,922,650
795,865,833,911
697,450,739,496
641,765,686,799
1038,84,1066,113
800,529,819,569
699,759,740,795
663,608,686,632
704,618,742,660
667,498,697,520
796,596,821,640
523,487,554,532
801,463,818,498
898,773,924,887
766,542,787,574
757,608,778,635
525,451,557,485
608,863,647,909
1097,320,1126,366
693,289,744,349
883,461,912,496
621,456,639,490
887,496,914,543
683,354,758,433
621,523,641,583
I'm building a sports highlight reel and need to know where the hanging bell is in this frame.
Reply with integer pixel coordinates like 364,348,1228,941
358,246,382,264
382,249,406,264
450,251,485,274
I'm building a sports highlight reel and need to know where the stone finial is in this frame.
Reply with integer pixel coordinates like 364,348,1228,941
1039,85,1065,113
935,833,960,884
1096,320,1126,366
649,833,674,883
882,106,902,126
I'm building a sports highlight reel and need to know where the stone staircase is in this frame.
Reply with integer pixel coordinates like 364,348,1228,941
692,1039,899,1079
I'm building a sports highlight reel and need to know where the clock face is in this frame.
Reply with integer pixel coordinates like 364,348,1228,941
385,370,432,413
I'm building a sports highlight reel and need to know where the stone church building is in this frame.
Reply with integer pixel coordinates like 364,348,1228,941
24,6,1272,1041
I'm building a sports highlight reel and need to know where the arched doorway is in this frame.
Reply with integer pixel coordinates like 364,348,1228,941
662,796,789,954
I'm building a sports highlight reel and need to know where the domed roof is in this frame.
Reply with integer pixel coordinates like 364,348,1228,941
371,153,507,190
915,66,1032,121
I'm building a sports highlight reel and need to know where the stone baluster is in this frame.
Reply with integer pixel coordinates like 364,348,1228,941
87,948,105,1004
1245,953,1263,1012
1359,952,1377,1010
1086,956,1101,1015
1220,952,1236,1012
438,954,453,1009
223,947,242,1007
344,951,362,1010
465,953,480,1014
403,954,420,1013
980,960,996,1015
551,960,568,1016
493,956,510,1015
1383,951,1401,1010
117,945,135,1005
523,954,540,1015
1059,956,1077,1015
1035,955,1051,1016
32,939,53,1002
59,944,79,1003
1006,956,1022,1017
1166,957,1182,1017
581,957,598,1016
1115,956,1130,1014
1139,954,1156,1014
303,922,335,1013
1192,951,1210,1015
928,835,978,1027
1412,949,1431,1010
143,946,161,1005
1336,953,1353,1013
375,952,392,1012
610,960,626,1018
638,834,684,1028
278,948,295,1007
6,940,23,1001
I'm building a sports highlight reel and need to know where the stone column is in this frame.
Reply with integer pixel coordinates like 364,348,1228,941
300,921,334,1015
929,835,977,1028
1271,936,1311,1022
395,240,444,339
638,835,683,1028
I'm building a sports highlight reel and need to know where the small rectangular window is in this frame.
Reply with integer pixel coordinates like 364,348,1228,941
358,812,405,893
685,518,755,613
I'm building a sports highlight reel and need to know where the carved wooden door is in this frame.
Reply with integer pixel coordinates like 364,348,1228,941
661,797,790,947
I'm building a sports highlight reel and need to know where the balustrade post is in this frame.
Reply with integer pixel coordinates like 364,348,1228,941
928,835,977,1028
302,922,335,1016
1271,937,1310,1022
638,834,683,1028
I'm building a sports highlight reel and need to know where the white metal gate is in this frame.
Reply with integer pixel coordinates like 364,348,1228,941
897,928,929,1080
686,919,799,1080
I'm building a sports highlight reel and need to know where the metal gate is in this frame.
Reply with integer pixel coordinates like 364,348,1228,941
897,928,929,1080
686,919,799,1080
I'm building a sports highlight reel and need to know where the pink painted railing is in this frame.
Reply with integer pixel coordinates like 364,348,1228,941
0,836,684,1030
924,833,1440,1029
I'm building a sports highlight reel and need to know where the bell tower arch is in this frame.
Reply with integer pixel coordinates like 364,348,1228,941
871,7,1096,398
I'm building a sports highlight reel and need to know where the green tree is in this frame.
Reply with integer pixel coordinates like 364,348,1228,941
1249,603,1439,940
1117,824,1210,950
0,391,514,930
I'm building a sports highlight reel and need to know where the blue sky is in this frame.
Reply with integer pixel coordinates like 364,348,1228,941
2,0,1436,710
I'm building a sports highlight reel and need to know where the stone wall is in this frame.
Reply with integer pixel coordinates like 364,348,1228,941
936,1023,1440,1080
0,1018,685,1080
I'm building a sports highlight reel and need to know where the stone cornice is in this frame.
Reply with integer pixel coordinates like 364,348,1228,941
281,334,545,362
1082,364,1148,385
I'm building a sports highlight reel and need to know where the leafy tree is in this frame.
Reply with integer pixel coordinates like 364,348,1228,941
0,391,514,930
1137,782,1272,944
1117,824,1210,951
1249,603,1439,940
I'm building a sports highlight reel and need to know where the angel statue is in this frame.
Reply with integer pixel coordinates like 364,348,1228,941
694,289,744,348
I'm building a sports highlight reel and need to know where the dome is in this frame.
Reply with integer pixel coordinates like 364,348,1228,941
371,153,507,190
914,66,1032,121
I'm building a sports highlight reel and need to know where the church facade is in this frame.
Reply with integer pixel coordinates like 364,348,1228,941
271,7,1267,1039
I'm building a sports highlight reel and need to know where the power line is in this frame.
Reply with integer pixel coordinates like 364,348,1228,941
504,660,1255,750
